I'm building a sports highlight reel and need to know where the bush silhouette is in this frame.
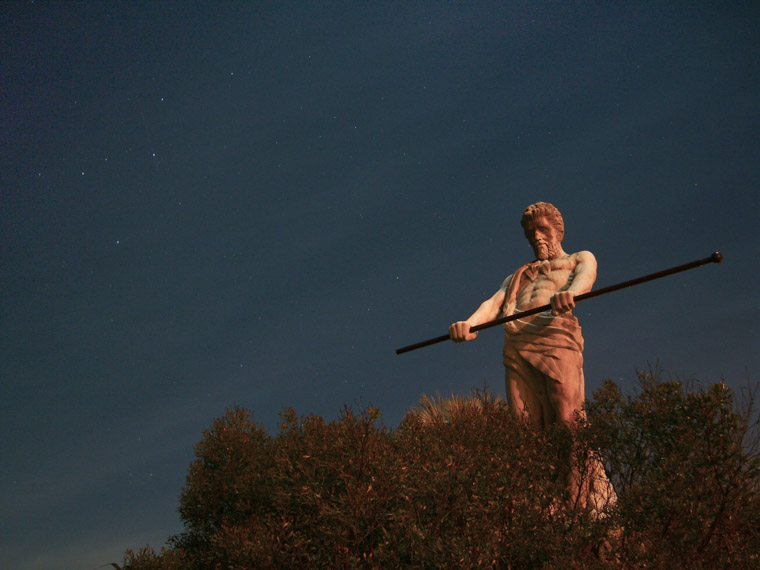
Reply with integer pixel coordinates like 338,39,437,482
123,373,759,568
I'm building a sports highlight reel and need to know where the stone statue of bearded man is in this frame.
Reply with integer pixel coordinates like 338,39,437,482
449,201,615,510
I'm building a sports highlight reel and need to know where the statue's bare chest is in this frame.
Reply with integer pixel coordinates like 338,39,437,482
515,257,577,308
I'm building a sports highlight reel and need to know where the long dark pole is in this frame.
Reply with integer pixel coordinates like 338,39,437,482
395,251,723,355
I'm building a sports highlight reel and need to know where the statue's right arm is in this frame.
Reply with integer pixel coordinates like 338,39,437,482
449,285,508,343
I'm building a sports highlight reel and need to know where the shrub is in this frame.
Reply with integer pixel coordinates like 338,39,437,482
124,374,759,568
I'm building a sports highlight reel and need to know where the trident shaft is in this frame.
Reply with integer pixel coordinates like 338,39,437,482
396,252,723,355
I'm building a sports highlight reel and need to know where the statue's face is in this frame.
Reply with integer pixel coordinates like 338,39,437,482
524,215,562,260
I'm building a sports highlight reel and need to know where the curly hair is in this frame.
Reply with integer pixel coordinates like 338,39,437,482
520,201,564,241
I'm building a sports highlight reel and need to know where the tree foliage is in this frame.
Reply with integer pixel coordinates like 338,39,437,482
124,374,759,568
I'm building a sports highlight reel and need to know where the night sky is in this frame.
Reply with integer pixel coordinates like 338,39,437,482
2,2,759,568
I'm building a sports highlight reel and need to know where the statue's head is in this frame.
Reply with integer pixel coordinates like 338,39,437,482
521,202,564,240
521,202,564,260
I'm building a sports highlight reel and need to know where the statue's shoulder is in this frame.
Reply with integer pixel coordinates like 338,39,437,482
570,250,597,271
500,258,533,287
572,250,596,263
551,251,596,272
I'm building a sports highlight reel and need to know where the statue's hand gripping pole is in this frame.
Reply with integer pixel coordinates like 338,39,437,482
395,252,723,355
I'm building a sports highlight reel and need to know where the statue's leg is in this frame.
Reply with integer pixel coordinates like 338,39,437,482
544,364,585,427
504,352,545,429
542,365,587,507
543,366,616,512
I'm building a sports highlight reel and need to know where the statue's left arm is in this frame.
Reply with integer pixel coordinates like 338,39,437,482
551,251,597,315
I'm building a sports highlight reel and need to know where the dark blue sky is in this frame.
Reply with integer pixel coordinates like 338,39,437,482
2,2,758,568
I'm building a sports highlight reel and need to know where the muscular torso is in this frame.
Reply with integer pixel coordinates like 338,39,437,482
514,254,579,312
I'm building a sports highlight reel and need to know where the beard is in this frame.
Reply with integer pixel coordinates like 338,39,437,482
533,240,559,261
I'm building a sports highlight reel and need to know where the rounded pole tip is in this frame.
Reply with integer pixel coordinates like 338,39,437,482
712,251,723,263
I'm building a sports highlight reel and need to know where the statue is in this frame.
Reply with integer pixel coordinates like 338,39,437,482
449,201,615,511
